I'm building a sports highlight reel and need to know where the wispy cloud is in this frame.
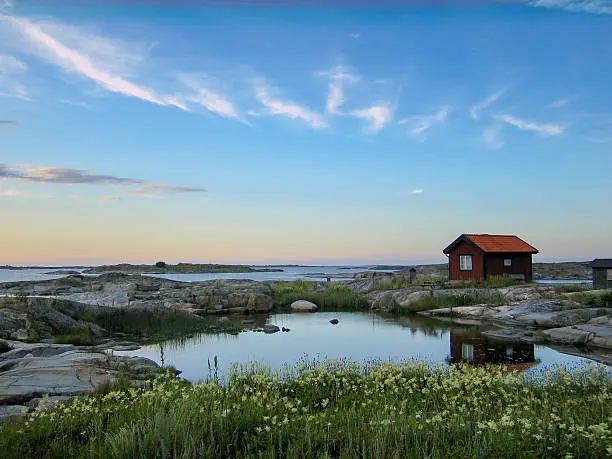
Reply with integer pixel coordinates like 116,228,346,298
0,164,143,186
102,195,124,201
399,107,452,138
1,14,187,110
0,120,17,124
547,94,577,108
179,75,243,120
493,114,565,136
58,99,92,110
317,65,360,114
0,54,29,100
0,163,206,197
469,89,506,120
528,0,612,14
349,33,361,39
0,189,23,197
350,104,393,133
411,189,424,194
252,83,327,129
127,184,206,197
481,123,505,150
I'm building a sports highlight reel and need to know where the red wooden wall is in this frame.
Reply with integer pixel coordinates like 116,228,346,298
448,240,484,281
484,253,534,281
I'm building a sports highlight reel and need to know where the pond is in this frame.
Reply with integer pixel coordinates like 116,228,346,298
118,312,606,382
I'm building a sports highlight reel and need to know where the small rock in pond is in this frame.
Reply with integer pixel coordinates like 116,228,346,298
263,324,280,334
290,300,318,312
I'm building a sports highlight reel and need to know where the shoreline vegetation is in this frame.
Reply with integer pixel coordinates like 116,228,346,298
0,361,610,458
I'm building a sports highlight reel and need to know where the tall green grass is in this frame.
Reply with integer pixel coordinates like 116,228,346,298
272,281,367,311
53,329,97,346
91,306,208,340
1,361,609,458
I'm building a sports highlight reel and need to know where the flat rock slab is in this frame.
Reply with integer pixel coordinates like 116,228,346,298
541,317,612,349
0,350,113,405
511,308,612,328
0,348,161,406
0,405,28,423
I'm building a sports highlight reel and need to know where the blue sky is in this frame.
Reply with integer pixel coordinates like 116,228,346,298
1,0,611,265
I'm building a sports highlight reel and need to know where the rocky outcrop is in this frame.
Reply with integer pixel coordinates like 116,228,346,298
0,275,275,314
347,274,397,293
291,300,318,312
0,405,27,423
0,309,27,340
540,315,612,349
0,342,164,422
420,298,611,328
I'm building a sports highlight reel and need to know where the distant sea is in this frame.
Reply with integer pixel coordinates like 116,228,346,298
0,266,396,283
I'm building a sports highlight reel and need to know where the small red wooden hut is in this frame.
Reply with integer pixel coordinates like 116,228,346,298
442,234,538,282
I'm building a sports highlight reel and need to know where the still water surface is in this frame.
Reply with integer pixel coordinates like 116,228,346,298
118,312,605,382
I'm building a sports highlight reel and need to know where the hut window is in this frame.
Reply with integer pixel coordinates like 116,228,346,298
459,255,473,271
504,259,512,267
461,344,474,362
607,269,612,281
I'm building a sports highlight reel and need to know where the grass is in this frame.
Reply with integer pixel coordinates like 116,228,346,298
272,281,367,311
91,306,208,341
0,361,610,458
443,276,522,290
369,275,522,293
553,283,592,294
0,339,12,354
393,291,507,314
53,329,97,346
570,290,612,307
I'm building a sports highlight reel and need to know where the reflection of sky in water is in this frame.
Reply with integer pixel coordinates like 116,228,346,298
118,312,605,382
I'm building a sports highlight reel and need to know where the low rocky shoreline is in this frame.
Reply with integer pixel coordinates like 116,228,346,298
1,271,610,423
0,341,166,423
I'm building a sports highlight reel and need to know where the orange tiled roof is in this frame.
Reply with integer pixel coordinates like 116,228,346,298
444,234,538,254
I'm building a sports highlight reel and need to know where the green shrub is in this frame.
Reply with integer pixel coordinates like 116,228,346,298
0,339,12,354
571,290,612,307
272,281,366,311
53,329,97,346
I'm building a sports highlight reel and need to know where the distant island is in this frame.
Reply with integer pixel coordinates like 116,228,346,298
0,266,88,271
82,263,284,274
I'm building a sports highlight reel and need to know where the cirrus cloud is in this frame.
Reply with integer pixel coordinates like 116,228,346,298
0,163,206,198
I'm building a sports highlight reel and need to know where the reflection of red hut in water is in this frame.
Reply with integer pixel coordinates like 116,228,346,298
450,330,537,371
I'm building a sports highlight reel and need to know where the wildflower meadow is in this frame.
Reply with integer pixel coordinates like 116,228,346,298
1,361,610,458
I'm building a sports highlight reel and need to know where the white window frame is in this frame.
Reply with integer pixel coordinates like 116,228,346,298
607,269,612,281
459,255,473,271
504,258,512,267
461,344,474,362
